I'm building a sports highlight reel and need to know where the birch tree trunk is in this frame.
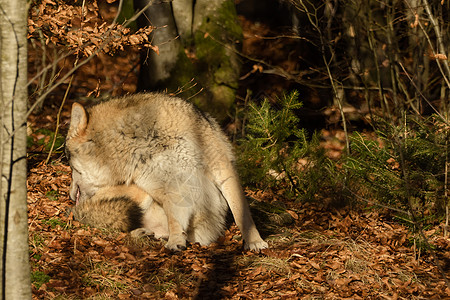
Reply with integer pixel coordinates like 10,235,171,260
0,0,31,298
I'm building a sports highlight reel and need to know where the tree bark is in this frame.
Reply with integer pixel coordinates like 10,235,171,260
134,0,242,122
134,0,182,90
0,0,31,298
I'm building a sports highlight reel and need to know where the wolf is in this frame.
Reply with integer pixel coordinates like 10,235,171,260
65,92,268,251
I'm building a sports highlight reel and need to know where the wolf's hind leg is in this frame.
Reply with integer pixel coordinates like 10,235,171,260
217,171,268,251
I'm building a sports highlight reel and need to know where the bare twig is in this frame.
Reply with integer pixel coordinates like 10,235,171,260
404,0,450,91
13,0,157,146
398,62,448,124
421,0,450,87
445,138,449,237
44,58,77,165
296,0,350,154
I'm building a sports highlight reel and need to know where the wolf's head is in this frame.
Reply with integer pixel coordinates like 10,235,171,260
65,103,111,204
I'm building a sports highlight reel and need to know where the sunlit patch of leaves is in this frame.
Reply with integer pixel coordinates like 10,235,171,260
81,261,130,294
236,255,291,274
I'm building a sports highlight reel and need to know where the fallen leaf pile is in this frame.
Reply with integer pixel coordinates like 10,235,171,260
27,160,450,299
28,0,157,56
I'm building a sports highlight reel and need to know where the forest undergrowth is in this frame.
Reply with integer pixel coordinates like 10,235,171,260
26,0,450,298
26,159,450,299
26,90,450,299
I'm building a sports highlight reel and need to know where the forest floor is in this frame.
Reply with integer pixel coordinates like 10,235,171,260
26,4,450,299
27,160,450,299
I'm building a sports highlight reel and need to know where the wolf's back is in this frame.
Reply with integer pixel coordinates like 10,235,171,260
84,93,235,178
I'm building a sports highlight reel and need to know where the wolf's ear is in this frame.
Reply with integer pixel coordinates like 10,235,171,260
68,103,88,138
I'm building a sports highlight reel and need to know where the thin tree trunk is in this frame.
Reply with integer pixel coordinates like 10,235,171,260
0,0,31,298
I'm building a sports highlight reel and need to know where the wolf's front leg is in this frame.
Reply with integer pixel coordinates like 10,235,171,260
150,191,190,251
165,213,187,251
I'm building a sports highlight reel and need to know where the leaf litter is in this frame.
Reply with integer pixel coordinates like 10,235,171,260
27,159,450,299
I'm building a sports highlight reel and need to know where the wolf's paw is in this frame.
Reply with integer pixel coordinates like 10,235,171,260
130,228,151,238
165,234,187,251
245,239,269,251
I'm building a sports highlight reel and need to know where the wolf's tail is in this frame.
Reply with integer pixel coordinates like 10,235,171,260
71,196,144,232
